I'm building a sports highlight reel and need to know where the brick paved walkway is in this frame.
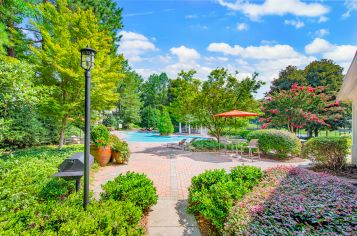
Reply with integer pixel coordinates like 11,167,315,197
91,133,310,235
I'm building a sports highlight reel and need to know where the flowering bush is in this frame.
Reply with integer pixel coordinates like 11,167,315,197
302,136,351,170
247,129,301,158
261,83,345,133
188,166,263,233
224,166,357,235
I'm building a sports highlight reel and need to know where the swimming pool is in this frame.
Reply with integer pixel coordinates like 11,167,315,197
121,131,205,143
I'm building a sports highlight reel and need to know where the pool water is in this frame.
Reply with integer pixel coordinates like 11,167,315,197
122,131,205,143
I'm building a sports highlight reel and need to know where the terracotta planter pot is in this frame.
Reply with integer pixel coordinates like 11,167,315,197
90,145,111,167
112,151,125,164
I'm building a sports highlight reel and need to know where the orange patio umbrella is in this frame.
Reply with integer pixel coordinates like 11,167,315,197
213,109,260,118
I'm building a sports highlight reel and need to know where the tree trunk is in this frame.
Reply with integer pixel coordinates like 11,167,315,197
314,128,319,137
6,20,15,58
58,117,67,148
307,128,312,138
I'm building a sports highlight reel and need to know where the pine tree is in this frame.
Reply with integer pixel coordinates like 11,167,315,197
158,107,174,135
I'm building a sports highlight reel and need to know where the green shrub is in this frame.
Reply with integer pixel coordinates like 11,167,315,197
191,140,220,150
247,129,301,158
101,172,158,211
302,136,350,169
90,124,110,147
0,146,147,235
188,166,263,233
58,199,143,235
230,166,263,189
191,139,247,152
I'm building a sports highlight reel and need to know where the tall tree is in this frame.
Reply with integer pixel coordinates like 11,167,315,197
158,107,174,135
193,68,264,142
30,0,124,147
168,70,201,124
140,106,160,129
0,56,56,148
0,0,35,58
70,0,123,52
270,65,305,93
304,59,344,95
116,68,143,128
141,72,169,108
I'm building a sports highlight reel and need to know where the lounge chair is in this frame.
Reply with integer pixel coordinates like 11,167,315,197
167,139,187,149
183,137,199,150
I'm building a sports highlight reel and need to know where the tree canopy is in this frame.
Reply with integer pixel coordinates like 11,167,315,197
193,68,264,141
30,0,124,146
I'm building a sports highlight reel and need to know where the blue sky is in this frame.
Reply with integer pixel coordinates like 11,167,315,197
116,0,357,97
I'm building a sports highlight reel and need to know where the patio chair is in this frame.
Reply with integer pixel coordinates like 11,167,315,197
247,139,260,161
230,138,246,159
167,139,187,150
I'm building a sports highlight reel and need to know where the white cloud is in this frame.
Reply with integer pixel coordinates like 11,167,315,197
305,38,357,65
217,0,329,20
207,42,300,59
284,19,304,28
170,46,201,62
318,16,328,23
118,31,157,62
305,38,333,54
237,23,248,31
204,56,229,63
314,29,329,38
260,39,278,45
342,0,357,18
185,14,198,19
137,69,157,79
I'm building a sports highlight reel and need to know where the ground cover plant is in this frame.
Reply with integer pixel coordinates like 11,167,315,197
225,166,357,235
247,129,301,158
0,145,155,235
188,166,263,233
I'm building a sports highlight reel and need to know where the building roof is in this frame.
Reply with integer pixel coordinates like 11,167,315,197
337,51,357,101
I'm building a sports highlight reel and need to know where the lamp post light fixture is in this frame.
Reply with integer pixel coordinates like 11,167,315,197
80,45,96,209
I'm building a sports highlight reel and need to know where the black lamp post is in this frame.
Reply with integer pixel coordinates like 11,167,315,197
80,45,96,209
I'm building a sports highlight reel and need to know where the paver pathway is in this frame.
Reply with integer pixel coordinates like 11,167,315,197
91,132,311,235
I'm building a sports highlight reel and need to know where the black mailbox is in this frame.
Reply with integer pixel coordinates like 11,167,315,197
53,152,94,191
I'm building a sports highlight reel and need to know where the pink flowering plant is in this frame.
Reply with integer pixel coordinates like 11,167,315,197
261,83,345,133
224,166,357,235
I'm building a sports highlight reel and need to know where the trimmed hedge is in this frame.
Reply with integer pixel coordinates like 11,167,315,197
191,140,245,151
302,136,350,169
101,172,158,211
225,166,357,235
188,166,263,233
0,145,156,235
247,129,301,158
